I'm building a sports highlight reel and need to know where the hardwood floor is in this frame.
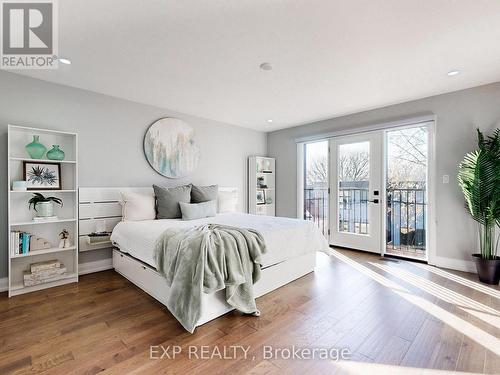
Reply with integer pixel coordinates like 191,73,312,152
0,249,499,374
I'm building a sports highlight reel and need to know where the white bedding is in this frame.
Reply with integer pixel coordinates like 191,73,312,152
111,212,328,268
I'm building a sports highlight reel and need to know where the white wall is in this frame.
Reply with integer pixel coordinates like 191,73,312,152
0,71,267,279
267,82,500,269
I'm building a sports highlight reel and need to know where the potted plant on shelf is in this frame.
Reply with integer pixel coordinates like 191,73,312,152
458,128,500,284
28,193,63,218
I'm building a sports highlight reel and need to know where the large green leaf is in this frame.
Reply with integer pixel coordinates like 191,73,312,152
458,128,500,258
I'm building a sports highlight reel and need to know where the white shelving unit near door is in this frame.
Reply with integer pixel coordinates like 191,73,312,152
248,156,275,216
7,125,79,297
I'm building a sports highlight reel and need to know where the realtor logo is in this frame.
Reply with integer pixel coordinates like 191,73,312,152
1,0,58,69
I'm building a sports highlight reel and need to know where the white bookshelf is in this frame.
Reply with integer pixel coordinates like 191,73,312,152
7,125,79,297
10,157,77,164
248,156,275,216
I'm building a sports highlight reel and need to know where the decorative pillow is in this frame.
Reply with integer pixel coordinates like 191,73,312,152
153,184,192,219
179,200,217,221
191,184,218,203
120,191,156,221
218,189,238,213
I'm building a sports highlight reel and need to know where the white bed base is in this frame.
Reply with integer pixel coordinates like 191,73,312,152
113,248,315,326
79,187,316,328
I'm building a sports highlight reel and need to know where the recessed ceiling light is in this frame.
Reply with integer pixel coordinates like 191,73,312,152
259,62,273,71
447,70,460,76
267,119,273,123
58,58,71,65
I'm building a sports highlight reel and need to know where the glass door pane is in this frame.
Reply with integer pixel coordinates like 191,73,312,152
338,141,370,235
386,126,428,260
304,141,329,237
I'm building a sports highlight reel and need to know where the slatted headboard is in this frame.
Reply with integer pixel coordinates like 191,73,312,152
78,187,239,252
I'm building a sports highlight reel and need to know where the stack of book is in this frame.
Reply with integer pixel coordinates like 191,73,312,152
10,231,32,255
23,260,66,286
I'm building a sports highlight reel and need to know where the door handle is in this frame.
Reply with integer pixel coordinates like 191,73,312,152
368,199,379,204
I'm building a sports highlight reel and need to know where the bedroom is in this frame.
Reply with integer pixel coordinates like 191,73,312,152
1,1,500,374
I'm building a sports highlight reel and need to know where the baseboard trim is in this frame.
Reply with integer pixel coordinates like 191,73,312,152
429,256,476,274
79,258,113,275
3,255,478,289
0,277,8,292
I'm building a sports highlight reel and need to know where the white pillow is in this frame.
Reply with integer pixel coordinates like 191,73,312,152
120,191,156,221
179,200,217,221
218,190,238,213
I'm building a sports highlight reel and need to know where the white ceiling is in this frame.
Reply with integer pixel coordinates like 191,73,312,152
15,0,500,131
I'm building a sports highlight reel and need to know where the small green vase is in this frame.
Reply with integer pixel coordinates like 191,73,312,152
25,135,47,159
47,145,65,160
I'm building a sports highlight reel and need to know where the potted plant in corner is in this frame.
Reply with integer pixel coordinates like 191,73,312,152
458,128,500,284
28,193,63,218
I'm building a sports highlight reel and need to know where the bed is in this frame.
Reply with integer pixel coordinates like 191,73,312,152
79,187,328,328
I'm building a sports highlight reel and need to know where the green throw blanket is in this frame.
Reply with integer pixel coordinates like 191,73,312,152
154,224,266,333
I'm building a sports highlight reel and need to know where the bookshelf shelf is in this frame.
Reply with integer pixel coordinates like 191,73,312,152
11,246,77,259
10,190,77,194
10,273,78,296
8,124,79,297
8,124,77,136
11,218,77,227
10,157,77,164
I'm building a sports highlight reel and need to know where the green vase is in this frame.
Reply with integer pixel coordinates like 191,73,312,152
25,135,47,159
47,145,65,160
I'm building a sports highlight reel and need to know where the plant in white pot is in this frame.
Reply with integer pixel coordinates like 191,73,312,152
28,193,63,218
457,129,500,284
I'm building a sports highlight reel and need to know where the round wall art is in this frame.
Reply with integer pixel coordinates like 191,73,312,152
144,118,200,178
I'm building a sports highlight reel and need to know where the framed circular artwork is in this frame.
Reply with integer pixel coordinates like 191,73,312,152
144,118,200,178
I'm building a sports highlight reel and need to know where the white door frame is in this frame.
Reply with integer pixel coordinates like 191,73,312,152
296,142,305,220
296,115,436,263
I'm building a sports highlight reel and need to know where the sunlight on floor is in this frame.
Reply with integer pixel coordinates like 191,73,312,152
413,263,500,299
328,249,500,356
327,250,407,292
371,262,500,329
334,360,479,374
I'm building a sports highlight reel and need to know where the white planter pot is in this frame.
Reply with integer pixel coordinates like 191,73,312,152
36,201,54,217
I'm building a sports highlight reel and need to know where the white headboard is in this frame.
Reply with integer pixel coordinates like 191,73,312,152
78,187,238,252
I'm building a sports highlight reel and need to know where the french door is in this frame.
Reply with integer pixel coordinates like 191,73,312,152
329,132,383,253
302,122,431,260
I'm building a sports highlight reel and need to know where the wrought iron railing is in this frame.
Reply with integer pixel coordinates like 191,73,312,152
304,187,329,236
304,187,427,251
386,187,426,251
338,187,369,234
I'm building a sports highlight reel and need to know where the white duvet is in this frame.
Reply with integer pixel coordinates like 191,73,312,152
111,212,329,268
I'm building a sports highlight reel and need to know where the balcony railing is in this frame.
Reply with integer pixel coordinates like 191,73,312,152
304,186,427,256
386,187,426,256
338,187,369,235
304,187,329,236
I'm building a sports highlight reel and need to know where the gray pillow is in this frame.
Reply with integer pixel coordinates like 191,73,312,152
191,184,218,203
179,200,217,221
153,184,192,219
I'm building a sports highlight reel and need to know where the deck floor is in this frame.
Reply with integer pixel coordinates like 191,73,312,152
0,249,498,374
